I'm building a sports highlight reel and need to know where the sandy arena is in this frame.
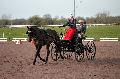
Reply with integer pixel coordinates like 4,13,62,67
0,41,120,79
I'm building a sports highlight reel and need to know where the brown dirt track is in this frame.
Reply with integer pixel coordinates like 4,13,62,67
0,41,120,79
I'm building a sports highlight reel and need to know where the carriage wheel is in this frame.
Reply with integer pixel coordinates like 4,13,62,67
86,41,96,60
61,47,73,59
60,47,66,59
50,42,60,61
65,51,73,59
75,43,84,62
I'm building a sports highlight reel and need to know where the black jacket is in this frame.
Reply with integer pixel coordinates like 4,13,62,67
63,19,76,28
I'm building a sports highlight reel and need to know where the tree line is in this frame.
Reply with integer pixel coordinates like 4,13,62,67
0,12,120,27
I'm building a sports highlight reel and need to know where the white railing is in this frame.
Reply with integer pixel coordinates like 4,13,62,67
0,37,119,42
100,38,118,41
0,38,7,42
12,38,27,42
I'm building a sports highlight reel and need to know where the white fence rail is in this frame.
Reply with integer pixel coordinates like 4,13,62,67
12,38,27,42
0,37,119,42
0,38,7,42
100,38,118,41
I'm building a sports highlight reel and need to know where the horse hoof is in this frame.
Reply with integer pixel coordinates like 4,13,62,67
60,56,64,59
45,61,47,64
33,62,35,65
42,59,46,62
45,59,48,64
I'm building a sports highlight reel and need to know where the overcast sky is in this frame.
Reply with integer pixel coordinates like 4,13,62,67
0,0,120,19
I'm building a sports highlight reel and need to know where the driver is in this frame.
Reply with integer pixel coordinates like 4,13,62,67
63,15,77,41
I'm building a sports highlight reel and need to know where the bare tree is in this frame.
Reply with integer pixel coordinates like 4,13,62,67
43,14,53,25
27,15,43,26
95,11,110,24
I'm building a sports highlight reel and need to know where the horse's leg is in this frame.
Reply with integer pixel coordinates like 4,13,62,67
45,44,50,64
33,45,42,65
34,44,46,64
37,53,46,62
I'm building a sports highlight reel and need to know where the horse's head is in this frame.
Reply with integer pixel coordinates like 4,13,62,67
26,26,37,42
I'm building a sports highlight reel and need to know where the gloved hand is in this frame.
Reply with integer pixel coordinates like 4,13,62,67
78,34,82,38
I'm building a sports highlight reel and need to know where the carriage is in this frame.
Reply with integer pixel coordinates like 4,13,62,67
26,26,96,65
50,34,96,62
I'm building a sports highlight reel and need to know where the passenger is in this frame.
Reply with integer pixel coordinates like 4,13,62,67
76,19,87,43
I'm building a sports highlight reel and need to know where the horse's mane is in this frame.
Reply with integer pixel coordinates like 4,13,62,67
30,26,60,42
30,26,45,39
31,26,44,34
46,29,60,41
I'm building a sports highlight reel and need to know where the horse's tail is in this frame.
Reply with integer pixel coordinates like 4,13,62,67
52,30,60,41
51,30,62,50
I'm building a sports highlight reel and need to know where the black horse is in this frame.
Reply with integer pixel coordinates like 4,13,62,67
26,26,61,65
